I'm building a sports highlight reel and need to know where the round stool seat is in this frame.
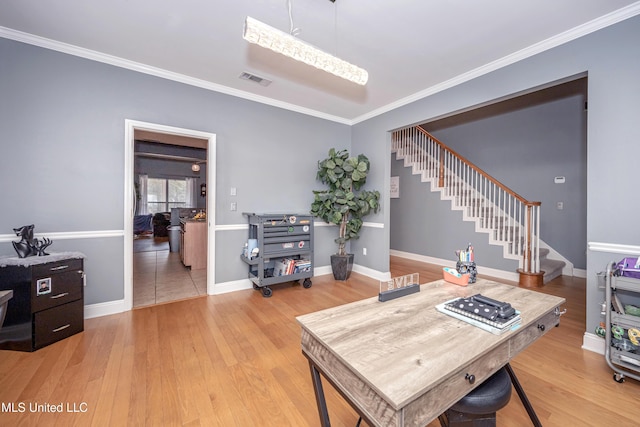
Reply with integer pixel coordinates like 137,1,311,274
451,367,512,414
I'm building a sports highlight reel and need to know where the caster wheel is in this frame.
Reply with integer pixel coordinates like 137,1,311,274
261,287,273,298
253,283,260,290
303,278,312,289
614,373,625,383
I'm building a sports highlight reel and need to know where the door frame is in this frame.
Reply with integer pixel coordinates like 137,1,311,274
124,119,216,310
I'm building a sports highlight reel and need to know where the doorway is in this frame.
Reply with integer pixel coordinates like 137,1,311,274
124,120,216,311
389,76,587,277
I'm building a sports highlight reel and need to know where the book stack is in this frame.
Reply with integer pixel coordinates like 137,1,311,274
274,258,311,276
293,259,311,273
436,296,522,335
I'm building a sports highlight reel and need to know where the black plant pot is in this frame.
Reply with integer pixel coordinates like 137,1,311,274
331,253,354,281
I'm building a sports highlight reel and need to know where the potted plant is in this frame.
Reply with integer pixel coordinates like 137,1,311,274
311,148,380,280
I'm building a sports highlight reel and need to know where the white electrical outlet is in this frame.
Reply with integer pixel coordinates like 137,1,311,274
230,202,237,211
230,187,237,196
363,248,367,256
556,202,564,210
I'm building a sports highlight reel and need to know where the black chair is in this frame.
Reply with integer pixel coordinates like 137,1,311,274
439,367,511,427
152,213,170,237
439,363,543,427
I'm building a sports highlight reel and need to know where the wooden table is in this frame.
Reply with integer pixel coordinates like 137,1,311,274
297,279,566,427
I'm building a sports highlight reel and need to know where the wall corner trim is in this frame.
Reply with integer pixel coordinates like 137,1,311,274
582,332,605,355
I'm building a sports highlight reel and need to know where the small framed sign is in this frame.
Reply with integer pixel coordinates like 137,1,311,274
37,277,52,296
390,176,400,199
379,273,419,302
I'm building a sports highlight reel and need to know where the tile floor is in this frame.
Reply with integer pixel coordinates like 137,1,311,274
133,250,207,308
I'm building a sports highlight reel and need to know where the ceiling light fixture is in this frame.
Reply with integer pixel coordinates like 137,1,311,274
191,160,206,172
242,16,368,85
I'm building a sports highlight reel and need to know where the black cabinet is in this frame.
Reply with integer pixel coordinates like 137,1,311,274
0,254,85,352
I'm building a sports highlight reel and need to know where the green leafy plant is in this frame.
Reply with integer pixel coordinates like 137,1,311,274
311,148,380,256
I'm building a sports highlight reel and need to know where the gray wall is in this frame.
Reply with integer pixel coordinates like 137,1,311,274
0,37,348,304
353,15,640,336
402,84,587,269
2,14,639,337
390,156,519,272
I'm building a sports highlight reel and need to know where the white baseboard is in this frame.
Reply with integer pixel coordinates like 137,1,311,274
390,249,520,283
208,263,389,296
582,331,605,354
314,265,333,277
313,264,390,282
573,268,587,278
82,261,406,319
85,299,127,319
352,264,391,281
211,279,253,295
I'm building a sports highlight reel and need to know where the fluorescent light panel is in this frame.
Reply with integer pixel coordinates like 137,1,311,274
243,16,368,85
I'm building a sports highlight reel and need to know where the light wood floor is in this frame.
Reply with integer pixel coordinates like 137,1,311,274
1,257,639,426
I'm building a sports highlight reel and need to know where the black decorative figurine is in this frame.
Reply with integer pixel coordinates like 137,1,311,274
12,224,52,258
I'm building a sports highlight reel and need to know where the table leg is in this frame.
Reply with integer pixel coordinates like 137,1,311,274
309,361,331,427
505,363,542,427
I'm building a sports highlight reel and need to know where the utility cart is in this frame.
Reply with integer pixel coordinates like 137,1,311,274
604,260,640,383
241,213,313,297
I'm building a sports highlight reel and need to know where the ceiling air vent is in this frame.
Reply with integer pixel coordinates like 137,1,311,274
239,72,272,87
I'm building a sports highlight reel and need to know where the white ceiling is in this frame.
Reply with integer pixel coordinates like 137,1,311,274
1,0,639,124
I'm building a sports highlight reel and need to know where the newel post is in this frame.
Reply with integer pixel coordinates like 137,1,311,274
518,203,544,288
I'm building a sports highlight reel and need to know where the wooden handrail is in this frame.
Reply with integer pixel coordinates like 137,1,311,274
394,125,543,280
417,125,540,207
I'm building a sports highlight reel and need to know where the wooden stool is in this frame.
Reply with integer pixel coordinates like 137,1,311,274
439,367,512,427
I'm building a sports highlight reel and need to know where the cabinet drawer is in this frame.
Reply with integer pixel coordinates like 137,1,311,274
509,309,560,357
34,299,84,349
264,239,310,253
404,342,510,423
263,225,311,237
32,268,83,312
32,258,83,278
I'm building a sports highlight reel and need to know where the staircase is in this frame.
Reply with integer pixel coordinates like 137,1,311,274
392,126,565,286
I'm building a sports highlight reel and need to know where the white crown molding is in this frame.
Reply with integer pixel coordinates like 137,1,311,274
351,2,640,124
3,3,640,126
0,26,351,125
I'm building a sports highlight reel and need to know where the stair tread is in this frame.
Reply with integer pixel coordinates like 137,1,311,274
540,258,565,266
